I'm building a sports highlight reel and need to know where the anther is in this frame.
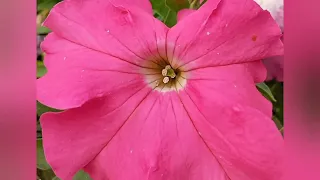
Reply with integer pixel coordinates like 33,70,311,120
163,77,170,84
162,65,176,79
162,69,168,76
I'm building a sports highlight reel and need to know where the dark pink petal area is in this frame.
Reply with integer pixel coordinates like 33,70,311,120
178,74,284,179
168,0,283,71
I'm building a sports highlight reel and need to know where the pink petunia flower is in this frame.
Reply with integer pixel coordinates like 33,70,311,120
37,0,284,179
254,0,284,81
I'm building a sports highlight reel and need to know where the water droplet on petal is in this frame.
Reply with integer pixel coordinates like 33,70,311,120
81,69,85,72
233,106,240,112
217,52,220,55
233,84,237,88
206,31,211,35
198,131,202,136
225,24,228,27
106,29,110,33
63,57,67,60
130,150,133,154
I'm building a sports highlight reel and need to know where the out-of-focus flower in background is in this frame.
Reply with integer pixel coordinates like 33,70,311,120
254,0,284,82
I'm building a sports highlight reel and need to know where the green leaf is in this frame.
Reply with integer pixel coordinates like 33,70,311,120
37,139,51,170
73,170,92,180
164,10,177,27
37,101,61,117
256,82,277,102
37,0,61,11
150,0,177,27
166,0,189,12
37,26,51,35
37,61,47,78
52,170,92,180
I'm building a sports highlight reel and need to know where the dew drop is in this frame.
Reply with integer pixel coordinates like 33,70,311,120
233,84,237,88
63,57,67,60
233,106,240,112
206,31,211,35
225,24,228,27
81,69,85,72
130,149,133,154
217,52,220,55
198,131,202,136
106,29,110,33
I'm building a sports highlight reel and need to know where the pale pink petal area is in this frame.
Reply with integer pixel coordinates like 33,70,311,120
42,90,233,180
38,0,168,109
167,0,283,71
178,72,284,179
43,0,168,65
177,9,195,22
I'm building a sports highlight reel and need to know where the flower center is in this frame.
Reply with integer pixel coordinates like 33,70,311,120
141,56,187,93
161,65,176,83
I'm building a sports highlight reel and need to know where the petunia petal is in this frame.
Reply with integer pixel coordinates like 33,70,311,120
42,89,233,180
177,9,195,22
263,55,284,81
176,70,284,180
41,83,152,179
37,33,146,109
43,0,168,66
38,0,169,109
167,0,283,71
186,61,272,117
